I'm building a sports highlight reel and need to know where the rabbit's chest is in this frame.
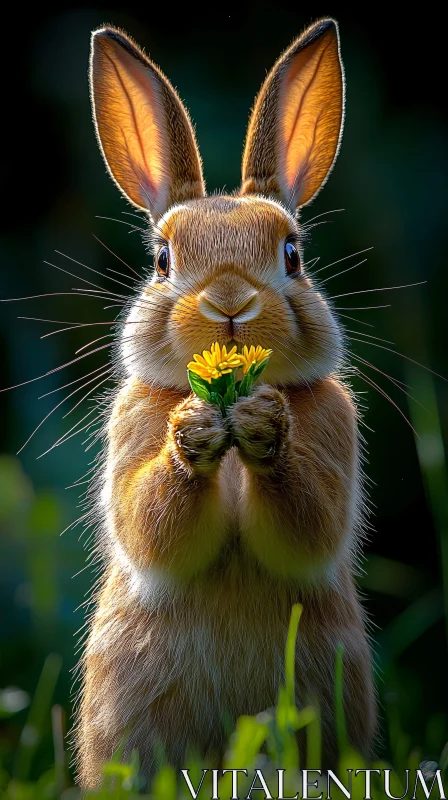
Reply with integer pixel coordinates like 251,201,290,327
126,575,292,723
219,447,245,509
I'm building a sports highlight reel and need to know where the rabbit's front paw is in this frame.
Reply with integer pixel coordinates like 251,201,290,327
170,395,230,474
229,385,290,470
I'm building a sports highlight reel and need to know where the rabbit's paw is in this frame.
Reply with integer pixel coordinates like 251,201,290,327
169,395,230,474
229,385,290,470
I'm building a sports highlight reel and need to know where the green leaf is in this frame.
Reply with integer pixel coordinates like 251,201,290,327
335,641,348,755
188,371,211,402
222,383,236,408
237,364,256,397
224,715,268,769
151,765,178,800
218,397,227,416
236,378,249,398
209,370,234,396
253,358,270,378
208,392,226,416
285,603,302,706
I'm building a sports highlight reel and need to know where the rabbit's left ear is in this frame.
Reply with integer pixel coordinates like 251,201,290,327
241,19,344,209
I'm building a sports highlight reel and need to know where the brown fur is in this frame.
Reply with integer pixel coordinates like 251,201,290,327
76,18,376,787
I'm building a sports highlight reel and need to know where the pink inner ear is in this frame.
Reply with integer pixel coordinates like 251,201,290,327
281,40,329,198
92,33,169,213
278,29,343,207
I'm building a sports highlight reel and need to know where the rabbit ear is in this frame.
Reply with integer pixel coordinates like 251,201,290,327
90,27,205,220
241,19,344,209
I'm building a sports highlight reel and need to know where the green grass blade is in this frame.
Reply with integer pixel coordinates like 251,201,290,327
13,653,62,782
285,603,302,706
335,643,348,755
406,361,448,645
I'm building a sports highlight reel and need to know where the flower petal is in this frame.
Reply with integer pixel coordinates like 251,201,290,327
193,354,209,367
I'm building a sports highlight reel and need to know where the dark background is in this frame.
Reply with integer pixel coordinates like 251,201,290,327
0,1,447,781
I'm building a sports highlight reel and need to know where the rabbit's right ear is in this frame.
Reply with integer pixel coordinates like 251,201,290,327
90,27,205,220
241,19,344,210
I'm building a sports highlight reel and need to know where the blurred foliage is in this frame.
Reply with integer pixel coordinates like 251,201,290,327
0,1,447,795
1,606,447,798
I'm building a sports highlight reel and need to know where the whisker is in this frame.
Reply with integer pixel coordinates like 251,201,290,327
92,234,141,279
350,353,419,398
44,260,112,293
270,338,317,403
354,367,417,436
19,316,85,325
96,215,145,232
336,313,374,328
41,406,101,455
311,247,374,276
345,328,396,346
76,335,114,354
17,366,113,454
348,336,447,383
265,280,423,320
62,373,112,419
269,332,320,386
36,416,102,460
71,276,199,318
38,365,108,399
335,305,391,311
330,281,426,301
302,208,345,225
302,256,320,270
41,321,114,339
0,341,114,393
319,258,368,285
299,220,332,230
70,289,128,303
66,464,97,490
55,249,136,293
122,211,148,223
107,266,140,283
0,292,108,303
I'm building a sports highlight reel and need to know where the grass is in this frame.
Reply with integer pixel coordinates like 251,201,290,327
1,606,447,799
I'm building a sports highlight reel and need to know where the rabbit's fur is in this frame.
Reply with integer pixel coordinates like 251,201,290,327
76,18,376,787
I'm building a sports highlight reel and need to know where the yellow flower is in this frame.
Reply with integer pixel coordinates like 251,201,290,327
239,345,273,375
187,342,243,383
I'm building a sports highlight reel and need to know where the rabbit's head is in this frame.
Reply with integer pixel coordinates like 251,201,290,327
90,20,345,388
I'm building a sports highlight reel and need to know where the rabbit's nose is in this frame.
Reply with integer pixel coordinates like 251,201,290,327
198,288,261,323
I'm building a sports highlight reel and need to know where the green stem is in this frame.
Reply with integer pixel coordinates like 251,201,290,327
335,642,348,755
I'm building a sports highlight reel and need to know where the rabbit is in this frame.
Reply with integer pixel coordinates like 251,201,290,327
76,17,376,788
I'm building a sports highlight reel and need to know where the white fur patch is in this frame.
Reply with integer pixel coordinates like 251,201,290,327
113,540,179,608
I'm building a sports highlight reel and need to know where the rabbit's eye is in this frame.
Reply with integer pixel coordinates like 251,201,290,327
285,241,301,276
156,246,170,277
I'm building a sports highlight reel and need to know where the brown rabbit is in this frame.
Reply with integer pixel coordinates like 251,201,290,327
76,18,376,787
